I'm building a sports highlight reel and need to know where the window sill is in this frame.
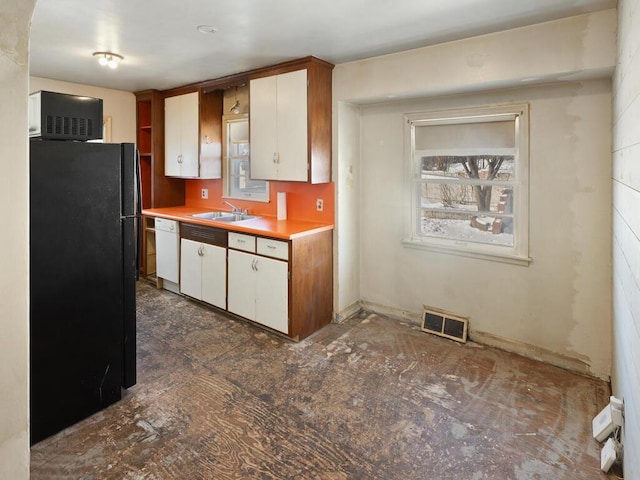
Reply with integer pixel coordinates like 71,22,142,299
402,238,531,266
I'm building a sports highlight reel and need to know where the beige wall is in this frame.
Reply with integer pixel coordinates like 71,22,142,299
357,81,612,378
0,1,35,478
334,101,361,320
334,10,617,104
612,0,640,476
29,77,136,143
333,10,616,379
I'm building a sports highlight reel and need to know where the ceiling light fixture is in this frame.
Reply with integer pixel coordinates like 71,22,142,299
93,51,123,69
197,25,217,34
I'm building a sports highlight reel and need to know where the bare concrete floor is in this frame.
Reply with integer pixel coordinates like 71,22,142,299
31,282,612,479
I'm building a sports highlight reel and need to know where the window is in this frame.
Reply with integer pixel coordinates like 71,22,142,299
223,114,269,202
404,104,529,265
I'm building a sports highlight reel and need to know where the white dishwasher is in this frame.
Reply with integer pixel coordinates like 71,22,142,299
154,218,180,293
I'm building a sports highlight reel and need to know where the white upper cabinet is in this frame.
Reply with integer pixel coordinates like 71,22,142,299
165,92,199,178
250,69,308,182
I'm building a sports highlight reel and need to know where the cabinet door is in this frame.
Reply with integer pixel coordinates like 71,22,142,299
249,75,278,180
276,69,308,181
255,256,289,334
227,250,256,321
179,92,200,177
201,244,226,309
164,95,182,177
180,239,202,299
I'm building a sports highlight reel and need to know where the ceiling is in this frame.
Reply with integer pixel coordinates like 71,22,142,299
29,0,616,93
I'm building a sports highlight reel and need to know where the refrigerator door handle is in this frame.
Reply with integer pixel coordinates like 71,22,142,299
135,148,142,280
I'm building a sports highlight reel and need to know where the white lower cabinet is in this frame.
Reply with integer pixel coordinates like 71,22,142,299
228,249,289,334
180,238,226,309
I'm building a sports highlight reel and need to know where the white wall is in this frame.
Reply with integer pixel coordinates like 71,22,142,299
29,77,136,143
334,10,617,104
0,1,36,479
357,82,612,378
612,0,640,477
333,10,616,379
334,101,361,319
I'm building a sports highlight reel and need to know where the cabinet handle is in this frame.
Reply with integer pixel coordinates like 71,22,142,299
198,246,203,256
237,239,245,244
253,259,258,271
272,152,277,164
267,245,276,250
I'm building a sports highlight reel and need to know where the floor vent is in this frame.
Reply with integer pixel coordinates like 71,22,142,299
421,306,468,343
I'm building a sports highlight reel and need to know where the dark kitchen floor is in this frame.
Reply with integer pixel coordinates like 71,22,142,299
31,281,612,479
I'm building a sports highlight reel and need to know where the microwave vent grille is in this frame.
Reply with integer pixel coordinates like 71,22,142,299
45,115,94,139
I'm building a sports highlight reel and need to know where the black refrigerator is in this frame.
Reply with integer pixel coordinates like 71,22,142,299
30,138,138,445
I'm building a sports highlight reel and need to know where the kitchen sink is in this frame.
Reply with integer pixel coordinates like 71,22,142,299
214,214,259,223
190,212,259,223
190,211,230,219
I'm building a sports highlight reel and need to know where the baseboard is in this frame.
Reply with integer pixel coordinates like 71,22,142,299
360,301,597,378
360,300,422,325
470,330,593,377
334,301,363,323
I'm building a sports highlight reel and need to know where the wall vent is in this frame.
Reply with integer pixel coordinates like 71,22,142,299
421,306,468,343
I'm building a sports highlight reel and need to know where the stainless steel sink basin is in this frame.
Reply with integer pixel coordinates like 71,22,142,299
214,214,259,223
190,212,259,223
190,211,230,220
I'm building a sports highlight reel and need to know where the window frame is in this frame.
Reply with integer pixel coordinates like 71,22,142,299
403,103,530,266
222,113,270,203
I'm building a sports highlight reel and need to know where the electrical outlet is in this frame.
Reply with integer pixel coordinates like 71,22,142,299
601,437,617,472
201,188,208,199
316,198,324,212
593,395,624,442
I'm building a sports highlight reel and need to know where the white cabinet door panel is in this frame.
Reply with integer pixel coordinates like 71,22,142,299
249,75,278,180
228,250,256,321
201,244,226,309
180,239,201,299
276,69,308,181
255,256,288,334
165,92,199,177
180,92,200,177
164,95,182,177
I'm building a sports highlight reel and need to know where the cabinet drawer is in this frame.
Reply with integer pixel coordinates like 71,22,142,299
228,232,255,252
257,237,289,261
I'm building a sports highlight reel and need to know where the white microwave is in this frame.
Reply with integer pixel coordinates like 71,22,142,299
29,91,103,141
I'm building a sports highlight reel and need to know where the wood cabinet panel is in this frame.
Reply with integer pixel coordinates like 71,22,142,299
135,90,185,212
199,90,223,179
289,229,333,340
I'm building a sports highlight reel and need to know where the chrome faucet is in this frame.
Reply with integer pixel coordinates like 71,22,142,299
223,201,248,215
